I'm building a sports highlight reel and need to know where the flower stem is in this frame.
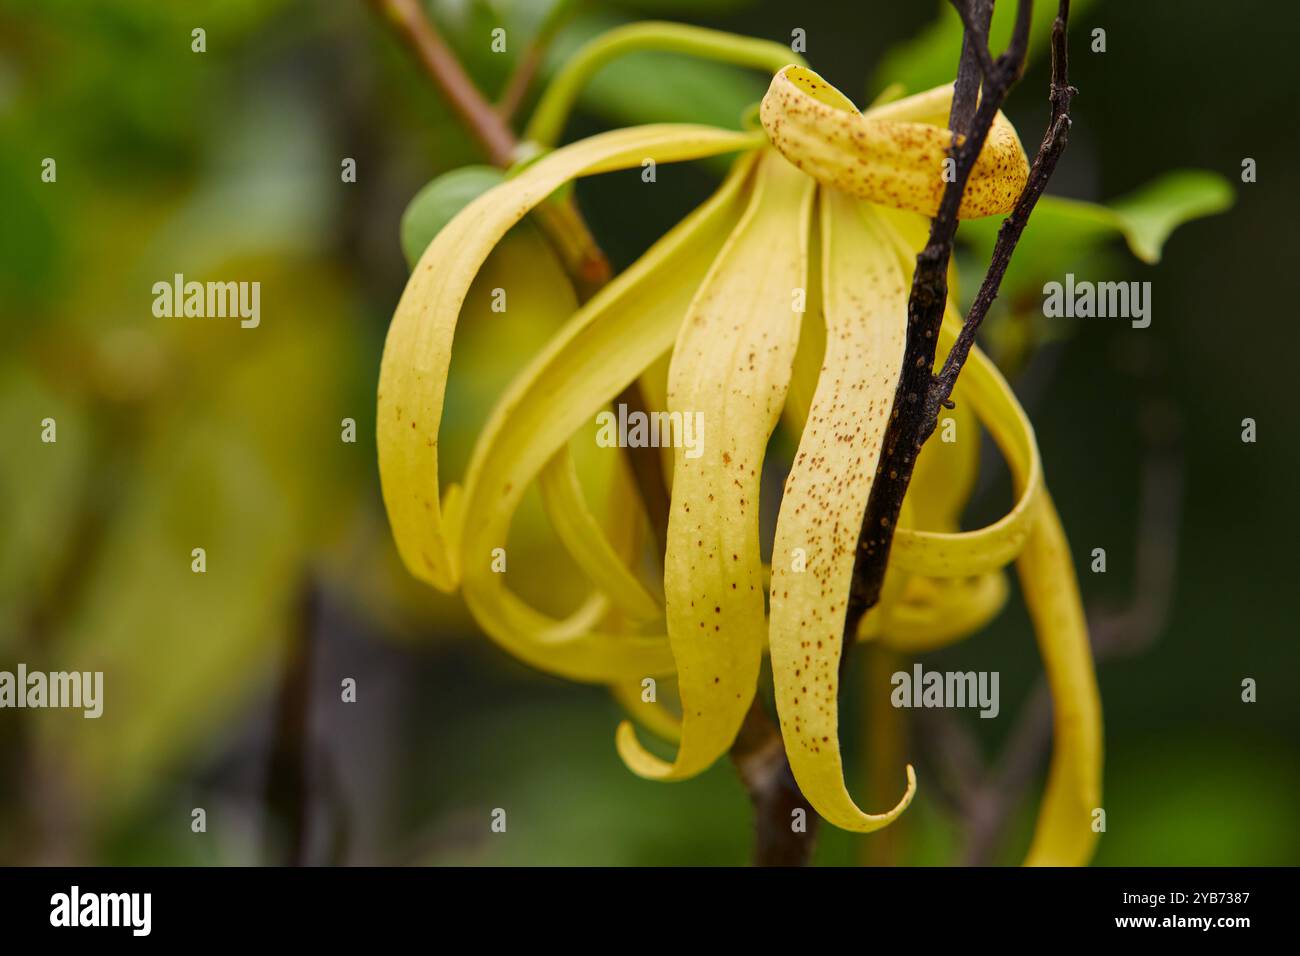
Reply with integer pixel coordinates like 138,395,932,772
363,0,610,293
496,0,577,122
524,21,805,147
365,0,516,167
730,698,820,865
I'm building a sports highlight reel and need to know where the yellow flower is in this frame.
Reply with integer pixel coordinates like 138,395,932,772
377,56,1102,865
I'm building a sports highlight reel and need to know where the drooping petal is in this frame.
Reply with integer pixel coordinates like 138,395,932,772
617,149,814,781
767,189,915,831
779,240,1000,654
377,124,761,593
1019,491,1104,866
832,315,1011,651
454,152,758,682
538,447,662,622
872,211,1103,863
781,212,826,435
760,66,1028,219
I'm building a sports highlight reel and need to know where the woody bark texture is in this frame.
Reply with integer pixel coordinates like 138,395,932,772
843,0,1075,648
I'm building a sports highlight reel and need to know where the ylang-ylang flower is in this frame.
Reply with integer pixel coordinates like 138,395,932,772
377,56,1102,865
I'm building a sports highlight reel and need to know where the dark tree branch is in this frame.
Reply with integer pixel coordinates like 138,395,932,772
948,0,994,134
842,0,1073,652
265,576,318,866
730,699,820,865
934,2,1075,403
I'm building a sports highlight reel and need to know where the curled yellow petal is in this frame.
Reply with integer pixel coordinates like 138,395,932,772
1020,491,1104,866
453,151,758,682
767,189,915,831
377,124,760,593
876,571,1009,653
760,65,1028,219
906,380,979,533
875,364,1012,652
888,313,1043,578
872,208,1102,860
859,213,1041,581
617,149,814,781
611,680,682,745
604,456,683,745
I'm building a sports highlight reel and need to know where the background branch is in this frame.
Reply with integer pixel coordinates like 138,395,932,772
951,402,1184,864
366,0,516,166
496,2,576,123
730,700,819,865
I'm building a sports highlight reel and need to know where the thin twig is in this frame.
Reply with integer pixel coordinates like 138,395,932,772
935,0,1075,402
948,0,994,134
842,0,1068,651
496,0,577,121
264,576,318,865
366,0,516,166
497,42,546,123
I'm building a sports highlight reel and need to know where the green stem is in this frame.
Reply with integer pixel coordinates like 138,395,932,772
524,21,806,147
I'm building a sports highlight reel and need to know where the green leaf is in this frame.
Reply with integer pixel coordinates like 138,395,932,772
953,170,1232,372
872,0,1098,98
400,166,505,269
1106,170,1235,264
959,170,1234,283
540,14,766,132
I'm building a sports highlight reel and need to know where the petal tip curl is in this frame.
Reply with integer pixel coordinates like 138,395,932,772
760,65,1029,218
